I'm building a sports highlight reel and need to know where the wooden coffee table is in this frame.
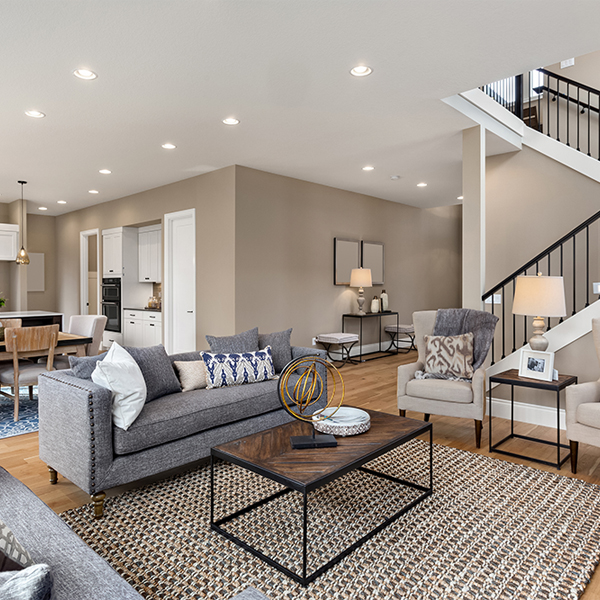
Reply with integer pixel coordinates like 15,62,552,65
210,409,432,586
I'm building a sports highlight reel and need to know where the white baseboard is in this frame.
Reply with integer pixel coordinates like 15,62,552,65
488,396,565,430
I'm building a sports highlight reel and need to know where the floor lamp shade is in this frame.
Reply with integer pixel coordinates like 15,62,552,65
512,275,566,351
350,268,372,315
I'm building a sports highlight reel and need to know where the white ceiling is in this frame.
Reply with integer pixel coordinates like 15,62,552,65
2,1,600,215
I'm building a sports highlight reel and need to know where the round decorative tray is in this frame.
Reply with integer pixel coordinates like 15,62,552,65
313,407,371,437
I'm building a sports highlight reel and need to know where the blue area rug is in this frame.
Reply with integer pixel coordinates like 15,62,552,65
0,388,39,440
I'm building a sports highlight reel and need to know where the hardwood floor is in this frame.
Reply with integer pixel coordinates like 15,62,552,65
1,350,599,596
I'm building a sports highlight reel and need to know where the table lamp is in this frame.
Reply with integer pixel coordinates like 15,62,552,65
512,274,566,351
350,268,372,315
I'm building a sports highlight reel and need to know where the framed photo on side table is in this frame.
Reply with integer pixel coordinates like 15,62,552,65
519,349,554,381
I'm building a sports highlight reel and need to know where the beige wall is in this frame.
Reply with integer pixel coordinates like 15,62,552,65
234,166,462,348
545,50,600,92
27,214,57,311
55,167,236,348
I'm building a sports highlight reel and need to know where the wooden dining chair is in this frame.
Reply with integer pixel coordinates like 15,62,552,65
0,325,59,421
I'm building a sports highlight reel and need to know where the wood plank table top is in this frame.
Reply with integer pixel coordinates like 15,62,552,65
212,408,431,493
0,332,93,360
490,368,577,392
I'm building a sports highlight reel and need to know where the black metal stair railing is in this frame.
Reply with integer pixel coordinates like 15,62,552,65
481,68,600,160
482,209,600,365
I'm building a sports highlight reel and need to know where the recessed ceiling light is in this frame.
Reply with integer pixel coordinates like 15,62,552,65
390,175,400,180
350,65,373,77
38,207,47,211
417,182,427,187
73,69,97,80
57,200,67,204
362,166,375,171
162,143,176,149
25,110,45,118
457,195,463,200
89,190,99,194
222,118,240,125
99,169,111,174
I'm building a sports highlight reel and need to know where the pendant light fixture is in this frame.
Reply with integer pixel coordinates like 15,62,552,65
15,180,29,265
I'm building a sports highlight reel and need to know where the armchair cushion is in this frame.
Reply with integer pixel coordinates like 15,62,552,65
424,333,474,379
577,403,600,430
406,378,473,404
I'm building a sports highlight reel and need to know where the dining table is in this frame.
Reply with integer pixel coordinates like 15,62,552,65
0,332,93,361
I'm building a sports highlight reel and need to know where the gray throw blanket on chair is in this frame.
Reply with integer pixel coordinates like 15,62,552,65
415,308,499,381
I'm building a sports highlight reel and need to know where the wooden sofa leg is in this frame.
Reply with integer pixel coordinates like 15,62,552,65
29,386,34,401
475,420,482,449
48,466,58,485
399,410,406,417
92,492,106,519
570,440,579,474
423,414,430,422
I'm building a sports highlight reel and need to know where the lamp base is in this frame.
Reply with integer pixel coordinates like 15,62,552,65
529,316,549,351
356,287,366,316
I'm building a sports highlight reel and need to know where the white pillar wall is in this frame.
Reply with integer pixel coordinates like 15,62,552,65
462,125,486,310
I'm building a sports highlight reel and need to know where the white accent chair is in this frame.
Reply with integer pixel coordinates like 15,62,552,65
566,317,600,474
52,315,107,370
397,310,487,448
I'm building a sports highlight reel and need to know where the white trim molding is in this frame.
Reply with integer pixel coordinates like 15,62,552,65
80,228,100,316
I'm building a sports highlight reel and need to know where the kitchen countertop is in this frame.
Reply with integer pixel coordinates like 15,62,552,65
124,307,162,313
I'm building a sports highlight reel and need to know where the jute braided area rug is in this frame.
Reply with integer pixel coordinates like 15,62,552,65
61,440,600,599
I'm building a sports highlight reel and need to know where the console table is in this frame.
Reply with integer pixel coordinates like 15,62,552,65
342,311,399,362
488,369,577,470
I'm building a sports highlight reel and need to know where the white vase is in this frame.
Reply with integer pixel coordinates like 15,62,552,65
381,290,389,312
371,297,380,313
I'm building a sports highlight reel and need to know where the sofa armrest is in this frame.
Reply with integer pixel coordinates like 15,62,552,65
38,371,114,496
471,367,486,414
566,380,600,427
397,361,423,398
292,346,326,361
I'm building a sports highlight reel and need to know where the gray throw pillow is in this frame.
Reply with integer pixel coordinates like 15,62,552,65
69,353,107,380
206,327,259,354
0,564,53,600
124,344,182,402
259,328,292,373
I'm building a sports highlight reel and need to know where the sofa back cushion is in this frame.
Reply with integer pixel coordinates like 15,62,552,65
258,328,292,373
69,352,107,380
206,327,259,354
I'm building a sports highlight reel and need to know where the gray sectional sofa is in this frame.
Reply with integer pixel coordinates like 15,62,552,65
37,345,325,517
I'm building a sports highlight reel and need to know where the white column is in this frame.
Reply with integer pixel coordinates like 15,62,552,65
462,125,486,310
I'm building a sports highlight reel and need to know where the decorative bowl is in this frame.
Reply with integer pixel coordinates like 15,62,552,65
313,407,371,437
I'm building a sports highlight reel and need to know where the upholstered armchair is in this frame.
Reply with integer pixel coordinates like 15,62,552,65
566,317,600,474
397,310,487,448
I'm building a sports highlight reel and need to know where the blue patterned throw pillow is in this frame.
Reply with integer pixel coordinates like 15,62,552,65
200,346,276,389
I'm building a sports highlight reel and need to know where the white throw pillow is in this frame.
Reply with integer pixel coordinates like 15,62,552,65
91,342,147,430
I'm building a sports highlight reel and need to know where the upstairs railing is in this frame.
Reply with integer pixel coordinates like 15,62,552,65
482,209,600,365
481,68,600,160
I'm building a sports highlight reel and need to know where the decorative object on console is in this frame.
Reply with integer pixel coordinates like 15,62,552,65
350,268,372,316
174,359,207,392
15,181,29,266
519,349,555,382
201,346,276,389
424,333,474,380
512,274,566,351
380,289,389,311
278,355,344,448
312,406,370,436
206,327,259,354
370,296,380,313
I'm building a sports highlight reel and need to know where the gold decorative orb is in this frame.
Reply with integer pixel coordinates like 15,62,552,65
278,356,344,423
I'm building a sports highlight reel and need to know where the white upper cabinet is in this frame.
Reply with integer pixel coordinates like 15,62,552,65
138,225,161,283
0,224,19,261
102,231,123,277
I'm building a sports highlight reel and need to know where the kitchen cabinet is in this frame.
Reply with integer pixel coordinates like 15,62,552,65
102,330,123,349
0,224,19,261
102,231,123,277
123,310,162,348
138,225,161,283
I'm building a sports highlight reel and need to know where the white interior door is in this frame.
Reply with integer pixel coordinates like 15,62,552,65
164,209,196,353
80,229,100,316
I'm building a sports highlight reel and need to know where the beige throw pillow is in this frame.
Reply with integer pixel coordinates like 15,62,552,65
174,360,207,392
424,333,474,379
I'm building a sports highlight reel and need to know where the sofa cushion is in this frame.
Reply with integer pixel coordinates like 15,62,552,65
0,564,53,600
173,360,207,392
68,353,107,380
577,402,600,429
0,519,32,572
259,329,292,373
201,347,276,389
124,345,181,402
113,378,284,455
406,378,473,404
169,351,201,364
206,327,259,354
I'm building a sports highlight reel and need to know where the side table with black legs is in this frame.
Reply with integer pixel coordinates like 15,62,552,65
488,369,578,470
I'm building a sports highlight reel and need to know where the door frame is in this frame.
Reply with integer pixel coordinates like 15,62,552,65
80,228,101,316
163,209,196,353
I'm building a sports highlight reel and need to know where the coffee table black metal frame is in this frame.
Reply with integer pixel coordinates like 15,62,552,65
210,422,433,586
341,311,399,362
488,369,578,470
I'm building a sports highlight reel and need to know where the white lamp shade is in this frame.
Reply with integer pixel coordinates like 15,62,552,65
512,275,567,317
350,268,372,288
